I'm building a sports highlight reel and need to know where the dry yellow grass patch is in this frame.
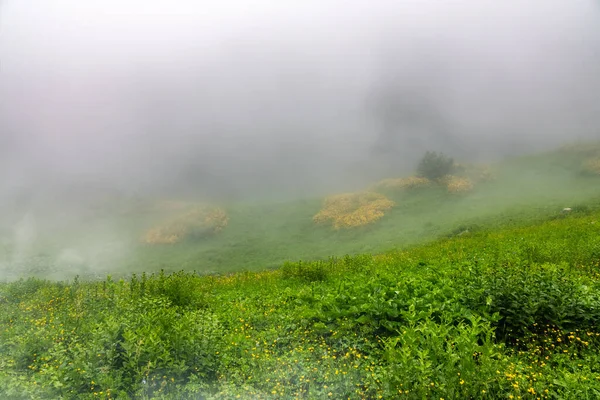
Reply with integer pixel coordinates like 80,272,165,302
583,158,600,175
372,176,432,191
142,205,229,245
442,175,474,194
313,192,394,229
453,163,495,183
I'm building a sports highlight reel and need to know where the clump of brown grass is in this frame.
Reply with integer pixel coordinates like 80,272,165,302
582,158,600,176
372,176,431,191
142,204,229,245
313,192,394,229
453,163,495,183
441,175,474,194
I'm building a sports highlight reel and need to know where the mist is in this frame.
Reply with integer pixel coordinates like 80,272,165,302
1,0,600,278
1,0,599,203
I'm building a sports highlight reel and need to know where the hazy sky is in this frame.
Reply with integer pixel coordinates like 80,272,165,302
1,0,599,200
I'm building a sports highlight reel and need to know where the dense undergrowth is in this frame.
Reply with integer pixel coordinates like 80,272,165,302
2,209,600,399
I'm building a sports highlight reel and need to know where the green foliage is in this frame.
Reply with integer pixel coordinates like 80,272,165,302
0,274,222,399
143,270,209,309
417,151,455,180
461,262,600,343
3,210,600,398
281,260,329,282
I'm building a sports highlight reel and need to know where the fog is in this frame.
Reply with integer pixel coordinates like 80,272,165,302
1,0,600,205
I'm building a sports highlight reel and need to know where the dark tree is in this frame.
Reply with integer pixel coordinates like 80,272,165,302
416,151,454,180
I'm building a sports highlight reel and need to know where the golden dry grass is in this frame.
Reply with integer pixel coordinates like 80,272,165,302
442,175,475,194
313,192,395,229
372,176,432,191
583,158,600,176
453,163,495,183
142,205,229,245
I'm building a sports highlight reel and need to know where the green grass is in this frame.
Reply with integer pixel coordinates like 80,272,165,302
2,206,600,398
128,150,600,276
1,143,600,398
3,144,600,280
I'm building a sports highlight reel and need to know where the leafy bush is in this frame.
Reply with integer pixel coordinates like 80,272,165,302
0,274,223,399
143,270,209,309
0,277,47,304
416,151,455,180
380,317,506,399
281,260,329,282
461,262,600,343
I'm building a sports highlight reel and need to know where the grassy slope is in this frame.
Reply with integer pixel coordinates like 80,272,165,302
2,207,600,399
123,148,600,275
2,144,600,280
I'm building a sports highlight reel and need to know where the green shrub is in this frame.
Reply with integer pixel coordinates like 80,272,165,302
380,317,508,398
143,270,208,309
416,151,455,180
281,260,329,282
0,277,47,303
460,262,600,344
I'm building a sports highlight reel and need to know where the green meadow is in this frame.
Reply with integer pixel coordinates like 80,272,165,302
1,143,600,399
5,144,600,279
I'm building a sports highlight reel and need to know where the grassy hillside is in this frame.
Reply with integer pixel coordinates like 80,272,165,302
111,147,600,276
2,207,600,399
3,143,600,280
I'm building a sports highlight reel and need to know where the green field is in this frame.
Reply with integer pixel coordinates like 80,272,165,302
3,144,600,280
2,198,600,399
1,143,600,399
